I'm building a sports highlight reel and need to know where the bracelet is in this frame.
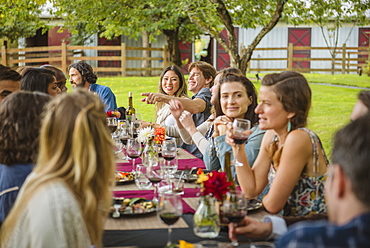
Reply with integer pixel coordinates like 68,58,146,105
234,160,244,167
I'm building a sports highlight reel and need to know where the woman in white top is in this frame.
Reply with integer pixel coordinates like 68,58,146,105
0,89,115,247
141,65,189,146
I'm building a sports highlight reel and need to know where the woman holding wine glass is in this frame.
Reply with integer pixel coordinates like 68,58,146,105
157,192,182,247
169,72,265,174
225,71,329,216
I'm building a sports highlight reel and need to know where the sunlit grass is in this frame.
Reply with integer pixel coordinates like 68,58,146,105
99,74,369,157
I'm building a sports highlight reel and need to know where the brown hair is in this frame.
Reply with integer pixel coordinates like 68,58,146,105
357,90,370,111
262,71,312,168
188,61,216,87
0,91,51,165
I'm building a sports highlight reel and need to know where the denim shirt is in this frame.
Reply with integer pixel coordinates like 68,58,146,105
0,163,33,224
89,83,117,112
204,125,265,172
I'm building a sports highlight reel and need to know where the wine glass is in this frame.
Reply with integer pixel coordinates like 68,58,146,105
135,164,152,190
157,192,183,247
106,117,118,137
146,164,163,203
126,138,142,174
161,138,177,176
119,121,131,160
130,120,142,138
223,189,247,247
232,118,251,166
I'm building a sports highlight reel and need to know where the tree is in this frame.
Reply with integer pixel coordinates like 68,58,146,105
51,0,203,67
180,0,286,74
285,0,370,74
0,0,48,46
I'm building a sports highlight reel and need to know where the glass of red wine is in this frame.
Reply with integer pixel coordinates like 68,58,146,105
157,192,182,247
119,121,131,160
161,138,177,177
126,138,142,174
232,118,251,166
106,117,118,137
223,189,247,247
147,164,163,203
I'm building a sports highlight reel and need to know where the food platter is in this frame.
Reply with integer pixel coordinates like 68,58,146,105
247,198,263,211
110,197,157,217
115,171,135,184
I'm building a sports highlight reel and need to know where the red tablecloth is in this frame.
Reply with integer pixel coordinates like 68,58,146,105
114,155,205,214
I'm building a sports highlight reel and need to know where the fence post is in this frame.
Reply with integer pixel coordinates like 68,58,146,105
341,43,346,74
1,46,6,66
121,43,126,77
61,42,67,74
162,45,169,68
288,43,293,71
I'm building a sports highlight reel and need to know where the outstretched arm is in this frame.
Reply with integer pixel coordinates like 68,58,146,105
142,92,206,114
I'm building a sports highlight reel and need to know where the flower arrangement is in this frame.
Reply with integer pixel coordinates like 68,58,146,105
106,110,121,118
196,169,232,201
137,126,166,145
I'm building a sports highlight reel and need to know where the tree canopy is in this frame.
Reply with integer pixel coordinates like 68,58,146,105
0,0,48,44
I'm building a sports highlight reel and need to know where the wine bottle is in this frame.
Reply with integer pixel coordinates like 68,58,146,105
125,92,136,123
224,151,236,190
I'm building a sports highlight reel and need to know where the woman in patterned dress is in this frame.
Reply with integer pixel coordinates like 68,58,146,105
226,71,329,216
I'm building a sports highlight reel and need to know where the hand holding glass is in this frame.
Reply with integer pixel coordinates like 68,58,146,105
223,189,247,247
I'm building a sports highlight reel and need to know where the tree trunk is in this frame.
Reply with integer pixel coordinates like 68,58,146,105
141,31,151,76
163,28,182,67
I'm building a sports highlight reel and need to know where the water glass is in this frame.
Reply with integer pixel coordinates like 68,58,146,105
135,164,152,190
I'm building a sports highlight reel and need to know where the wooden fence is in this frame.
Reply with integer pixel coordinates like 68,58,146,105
0,42,369,75
0,42,169,76
247,43,370,74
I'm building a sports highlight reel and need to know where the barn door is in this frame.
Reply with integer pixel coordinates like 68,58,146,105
288,28,311,72
98,36,121,76
179,41,192,73
358,28,370,65
216,28,239,71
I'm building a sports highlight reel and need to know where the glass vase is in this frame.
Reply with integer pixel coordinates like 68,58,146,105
142,140,158,166
193,195,220,238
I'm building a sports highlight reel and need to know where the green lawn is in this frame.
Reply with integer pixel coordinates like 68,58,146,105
98,73,370,158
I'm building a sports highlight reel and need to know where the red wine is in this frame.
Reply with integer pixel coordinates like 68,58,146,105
108,125,117,133
163,154,175,161
120,137,129,145
159,212,180,225
148,177,161,184
225,213,245,223
233,134,248,145
128,154,140,159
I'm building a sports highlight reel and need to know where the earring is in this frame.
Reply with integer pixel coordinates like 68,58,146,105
287,119,291,132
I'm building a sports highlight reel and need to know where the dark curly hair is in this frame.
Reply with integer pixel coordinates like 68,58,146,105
20,68,56,94
0,91,51,165
68,61,97,84
0,64,21,81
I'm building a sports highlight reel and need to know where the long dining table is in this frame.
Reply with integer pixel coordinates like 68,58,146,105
103,149,268,248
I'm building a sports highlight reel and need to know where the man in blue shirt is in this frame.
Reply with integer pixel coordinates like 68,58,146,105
69,61,117,111
229,114,370,247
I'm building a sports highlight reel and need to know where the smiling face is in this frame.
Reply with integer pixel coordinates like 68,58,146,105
255,85,294,132
188,67,211,94
161,70,180,96
220,82,251,119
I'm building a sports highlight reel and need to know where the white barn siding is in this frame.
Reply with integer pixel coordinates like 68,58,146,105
240,23,289,73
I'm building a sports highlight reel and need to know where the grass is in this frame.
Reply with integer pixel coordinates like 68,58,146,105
98,73,370,158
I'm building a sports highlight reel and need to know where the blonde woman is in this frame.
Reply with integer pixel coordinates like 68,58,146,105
0,89,115,247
